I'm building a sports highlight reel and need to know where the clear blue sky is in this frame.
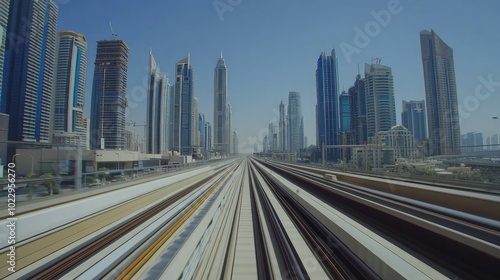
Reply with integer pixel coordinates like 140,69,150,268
57,0,500,153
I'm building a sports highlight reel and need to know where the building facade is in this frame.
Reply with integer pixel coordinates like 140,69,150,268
90,40,129,150
52,31,88,148
316,49,340,160
1,0,58,143
349,74,367,145
0,0,10,103
213,54,229,154
146,51,170,154
173,55,194,155
339,90,350,133
204,121,212,154
401,100,427,142
279,100,286,151
420,30,461,155
365,62,396,139
233,130,238,154
288,91,302,152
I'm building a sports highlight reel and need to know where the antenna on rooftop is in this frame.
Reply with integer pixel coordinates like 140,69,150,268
109,21,118,39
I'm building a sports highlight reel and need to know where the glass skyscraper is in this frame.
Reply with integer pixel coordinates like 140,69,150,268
173,55,194,155
90,40,129,150
316,49,340,161
339,91,351,133
1,0,58,143
53,31,88,148
146,51,170,154
0,0,10,104
349,74,367,144
288,91,302,152
401,100,427,143
420,30,461,155
365,62,396,139
213,54,229,154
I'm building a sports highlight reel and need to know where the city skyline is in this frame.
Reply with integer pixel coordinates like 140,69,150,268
1,1,499,155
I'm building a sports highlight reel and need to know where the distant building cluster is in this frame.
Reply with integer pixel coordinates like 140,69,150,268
309,30,463,169
261,92,306,155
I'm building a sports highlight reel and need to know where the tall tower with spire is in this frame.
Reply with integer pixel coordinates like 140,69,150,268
214,53,229,154
279,101,286,151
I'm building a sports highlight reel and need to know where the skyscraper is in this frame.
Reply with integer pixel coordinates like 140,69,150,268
146,51,170,154
316,49,340,160
0,0,10,103
173,55,194,155
199,113,205,152
214,54,229,154
233,130,238,154
349,74,367,144
268,122,276,151
420,30,461,155
90,40,129,150
204,121,212,153
279,101,286,151
401,100,427,142
339,91,351,133
192,97,199,148
365,62,396,139
1,0,58,143
227,102,232,154
288,91,302,152
52,31,88,148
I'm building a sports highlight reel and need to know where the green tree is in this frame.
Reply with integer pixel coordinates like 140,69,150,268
40,173,60,196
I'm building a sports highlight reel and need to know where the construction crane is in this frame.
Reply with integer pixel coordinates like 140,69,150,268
126,121,147,152
109,21,118,39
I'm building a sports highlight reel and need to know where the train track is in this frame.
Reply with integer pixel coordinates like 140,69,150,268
258,158,500,280
249,158,380,280
24,163,236,280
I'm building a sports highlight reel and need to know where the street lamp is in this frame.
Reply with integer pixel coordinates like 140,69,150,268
100,62,111,150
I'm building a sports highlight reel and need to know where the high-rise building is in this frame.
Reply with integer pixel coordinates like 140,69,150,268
420,30,461,155
52,31,88,148
199,113,205,153
146,51,170,154
316,49,340,160
349,74,367,144
173,55,194,155
300,116,304,149
227,102,232,154
268,122,276,152
401,100,427,142
0,0,10,102
288,91,302,152
214,54,229,154
192,97,199,148
204,121,212,153
365,62,396,139
339,91,350,133
279,101,286,151
1,0,58,143
90,40,129,150
233,130,238,154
